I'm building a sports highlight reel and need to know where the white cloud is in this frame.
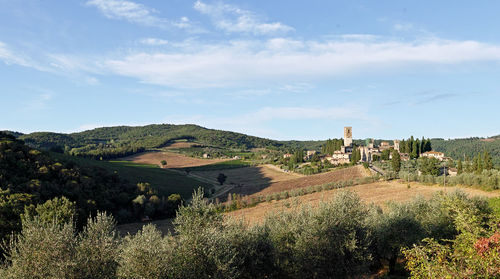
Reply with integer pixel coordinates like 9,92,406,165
0,41,47,71
86,0,162,26
194,0,293,35
140,38,169,46
103,37,500,88
86,0,202,31
279,83,314,93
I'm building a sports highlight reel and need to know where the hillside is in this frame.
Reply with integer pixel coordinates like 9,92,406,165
14,124,500,166
228,180,500,225
431,136,500,166
19,124,285,159
0,132,206,241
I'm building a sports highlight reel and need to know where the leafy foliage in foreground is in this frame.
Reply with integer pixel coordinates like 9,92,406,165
403,193,500,278
0,133,183,242
1,188,497,278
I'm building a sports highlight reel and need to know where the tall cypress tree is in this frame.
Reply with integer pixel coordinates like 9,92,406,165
391,150,401,173
457,159,463,174
484,151,493,170
476,153,483,174
400,139,406,153
411,141,418,159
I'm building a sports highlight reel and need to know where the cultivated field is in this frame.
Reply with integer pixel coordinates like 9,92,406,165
215,165,370,197
227,181,500,225
120,150,228,169
191,164,301,187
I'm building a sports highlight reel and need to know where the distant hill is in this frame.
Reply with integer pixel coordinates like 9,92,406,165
0,130,24,138
19,124,285,159
15,124,500,166
431,136,500,166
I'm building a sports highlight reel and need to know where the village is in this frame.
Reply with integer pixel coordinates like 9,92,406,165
282,126,453,175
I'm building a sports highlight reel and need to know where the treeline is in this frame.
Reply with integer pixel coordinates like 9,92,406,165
398,136,432,158
321,138,344,155
0,132,181,242
432,136,500,167
1,189,498,278
19,124,285,159
457,151,494,174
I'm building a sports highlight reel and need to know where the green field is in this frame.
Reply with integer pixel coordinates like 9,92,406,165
51,153,211,198
179,159,251,172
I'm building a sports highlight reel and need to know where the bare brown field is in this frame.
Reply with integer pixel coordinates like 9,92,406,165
227,181,500,225
192,164,301,189
224,165,370,197
120,151,228,169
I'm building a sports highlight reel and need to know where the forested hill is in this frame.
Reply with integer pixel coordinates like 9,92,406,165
17,124,284,159
431,136,500,166
0,132,138,240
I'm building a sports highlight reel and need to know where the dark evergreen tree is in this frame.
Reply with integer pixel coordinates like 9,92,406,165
391,150,401,173
483,151,493,170
411,141,418,159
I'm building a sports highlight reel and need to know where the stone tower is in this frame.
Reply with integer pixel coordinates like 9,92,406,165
394,140,400,152
343,127,352,147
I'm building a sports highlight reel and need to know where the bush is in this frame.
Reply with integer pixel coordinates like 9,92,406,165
1,217,77,278
265,190,372,278
117,224,175,279
403,193,499,278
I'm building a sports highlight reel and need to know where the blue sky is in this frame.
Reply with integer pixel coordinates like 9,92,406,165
1,0,500,140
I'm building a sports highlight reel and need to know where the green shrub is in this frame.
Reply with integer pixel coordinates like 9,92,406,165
265,190,372,278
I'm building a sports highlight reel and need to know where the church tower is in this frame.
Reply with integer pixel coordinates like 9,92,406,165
344,127,352,147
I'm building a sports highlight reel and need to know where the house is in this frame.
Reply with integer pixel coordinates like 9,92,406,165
304,150,317,160
283,153,292,159
379,141,392,151
326,151,351,165
203,153,211,159
421,151,445,161
447,167,458,176
399,153,410,161
233,155,241,160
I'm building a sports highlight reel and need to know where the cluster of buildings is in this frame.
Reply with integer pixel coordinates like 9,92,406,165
283,127,448,166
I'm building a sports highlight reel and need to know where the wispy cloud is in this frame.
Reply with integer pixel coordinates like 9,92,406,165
279,83,314,93
413,92,458,105
0,41,100,84
0,41,48,71
86,0,202,32
103,37,500,88
139,38,168,46
194,0,293,35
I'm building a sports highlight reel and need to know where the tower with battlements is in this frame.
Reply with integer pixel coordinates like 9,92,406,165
344,126,352,147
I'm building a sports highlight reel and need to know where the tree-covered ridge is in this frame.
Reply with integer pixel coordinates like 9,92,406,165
0,132,179,241
431,136,500,167
19,124,284,159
